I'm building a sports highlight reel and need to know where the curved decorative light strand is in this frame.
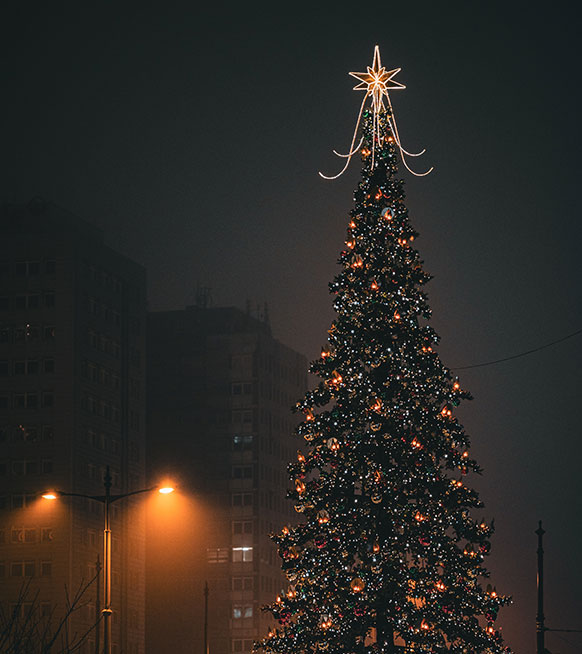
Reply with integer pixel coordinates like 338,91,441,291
385,94,434,177
319,95,368,180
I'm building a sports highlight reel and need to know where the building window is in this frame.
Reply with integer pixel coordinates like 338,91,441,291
232,521,253,535
11,527,37,544
17,426,39,442
232,547,253,563
206,548,228,564
10,561,35,577
12,494,36,509
232,576,254,591
232,604,253,619
232,465,253,480
42,392,54,408
232,493,253,507
232,434,253,451
40,560,52,577
0,360,8,376
43,359,55,374
232,639,253,653
12,460,38,476
13,393,39,409
15,261,40,276
41,527,54,542
45,260,56,275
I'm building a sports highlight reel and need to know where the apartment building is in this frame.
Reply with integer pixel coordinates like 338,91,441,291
146,305,307,654
0,199,147,654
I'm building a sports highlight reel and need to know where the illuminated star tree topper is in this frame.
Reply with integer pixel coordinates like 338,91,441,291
320,45,433,179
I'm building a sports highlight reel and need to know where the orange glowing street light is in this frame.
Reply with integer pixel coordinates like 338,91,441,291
42,466,174,654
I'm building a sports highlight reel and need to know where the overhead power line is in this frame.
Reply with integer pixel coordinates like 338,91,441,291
452,329,582,371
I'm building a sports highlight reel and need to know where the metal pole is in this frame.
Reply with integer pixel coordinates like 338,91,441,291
535,520,545,654
103,467,113,654
95,555,102,654
204,581,209,654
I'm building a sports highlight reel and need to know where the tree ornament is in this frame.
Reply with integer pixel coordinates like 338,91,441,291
326,437,340,451
350,578,365,593
350,254,364,269
315,534,327,549
319,615,333,630
321,344,332,358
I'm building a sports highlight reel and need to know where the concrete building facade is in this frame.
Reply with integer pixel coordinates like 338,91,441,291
0,199,147,654
146,306,307,654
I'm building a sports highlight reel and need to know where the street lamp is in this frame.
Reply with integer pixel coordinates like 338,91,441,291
43,466,174,654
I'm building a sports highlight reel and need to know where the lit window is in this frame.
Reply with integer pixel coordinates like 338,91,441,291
206,548,229,564
232,547,253,563
233,604,254,619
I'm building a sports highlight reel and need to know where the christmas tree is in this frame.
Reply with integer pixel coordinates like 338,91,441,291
257,47,510,653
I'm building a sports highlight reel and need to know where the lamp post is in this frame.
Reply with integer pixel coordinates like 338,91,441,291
43,466,174,654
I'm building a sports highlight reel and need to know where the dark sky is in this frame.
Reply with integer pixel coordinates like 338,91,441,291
2,2,581,651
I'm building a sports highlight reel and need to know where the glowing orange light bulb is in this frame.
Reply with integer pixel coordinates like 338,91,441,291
159,486,174,494
350,577,365,593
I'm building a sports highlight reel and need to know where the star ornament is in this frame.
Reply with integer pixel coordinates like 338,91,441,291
349,45,405,113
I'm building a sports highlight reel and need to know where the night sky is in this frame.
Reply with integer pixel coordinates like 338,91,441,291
2,2,581,652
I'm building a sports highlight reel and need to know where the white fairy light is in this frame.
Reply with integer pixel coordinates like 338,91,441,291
320,45,433,179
